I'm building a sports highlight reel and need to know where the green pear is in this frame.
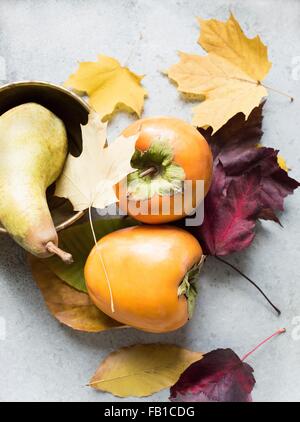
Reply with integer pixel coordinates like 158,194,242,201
0,103,69,259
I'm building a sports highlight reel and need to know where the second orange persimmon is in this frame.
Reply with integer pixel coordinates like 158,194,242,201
117,116,213,224
84,225,203,333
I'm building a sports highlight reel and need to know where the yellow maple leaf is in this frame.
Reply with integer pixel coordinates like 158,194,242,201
55,111,137,211
168,52,267,133
89,344,202,398
166,13,271,133
65,55,147,121
198,13,272,81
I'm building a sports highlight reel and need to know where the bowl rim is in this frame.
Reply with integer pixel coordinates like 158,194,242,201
0,80,90,234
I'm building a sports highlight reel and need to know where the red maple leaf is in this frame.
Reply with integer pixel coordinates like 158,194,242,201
218,145,300,214
196,103,300,256
198,163,261,256
198,103,265,153
170,348,255,402
170,329,285,403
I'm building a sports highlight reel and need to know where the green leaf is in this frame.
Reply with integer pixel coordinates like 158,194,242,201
45,217,136,292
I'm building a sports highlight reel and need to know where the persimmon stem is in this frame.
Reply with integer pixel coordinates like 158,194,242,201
140,166,157,178
88,206,115,313
242,328,286,361
46,241,73,264
215,256,281,316
258,81,294,102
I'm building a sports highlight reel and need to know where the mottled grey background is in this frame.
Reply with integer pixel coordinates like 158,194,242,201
0,0,299,402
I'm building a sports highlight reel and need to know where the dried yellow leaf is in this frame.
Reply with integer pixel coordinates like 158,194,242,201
65,55,147,121
166,13,272,133
198,13,271,81
89,344,202,398
28,255,122,332
168,52,267,133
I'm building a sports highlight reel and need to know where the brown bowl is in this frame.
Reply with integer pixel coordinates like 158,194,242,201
0,80,90,234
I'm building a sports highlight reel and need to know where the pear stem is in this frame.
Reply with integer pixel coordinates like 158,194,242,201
140,166,157,178
215,256,281,316
241,328,286,361
45,241,74,264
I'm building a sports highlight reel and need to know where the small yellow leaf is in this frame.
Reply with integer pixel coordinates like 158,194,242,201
28,255,122,332
65,55,147,121
167,52,267,133
277,155,289,172
198,13,272,81
55,111,138,211
89,344,202,398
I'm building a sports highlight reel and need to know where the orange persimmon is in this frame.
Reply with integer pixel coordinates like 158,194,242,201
84,225,203,333
116,116,213,224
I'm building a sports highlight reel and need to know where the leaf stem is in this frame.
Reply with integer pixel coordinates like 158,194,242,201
88,206,115,313
234,77,294,102
232,78,295,103
46,241,73,264
258,81,294,102
215,256,281,316
241,328,286,361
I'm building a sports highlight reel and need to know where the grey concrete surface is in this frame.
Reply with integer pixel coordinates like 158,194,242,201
0,0,299,402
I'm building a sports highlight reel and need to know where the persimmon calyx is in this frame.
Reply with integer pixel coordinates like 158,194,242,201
126,139,185,201
178,255,206,319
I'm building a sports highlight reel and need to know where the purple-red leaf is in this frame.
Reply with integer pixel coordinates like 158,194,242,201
170,329,285,403
219,146,300,213
195,102,300,256
197,163,261,256
199,102,265,155
256,208,282,225
170,348,255,402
